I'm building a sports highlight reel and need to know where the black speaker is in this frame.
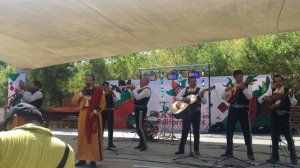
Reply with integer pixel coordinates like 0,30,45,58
209,122,225,133
252,125,271,134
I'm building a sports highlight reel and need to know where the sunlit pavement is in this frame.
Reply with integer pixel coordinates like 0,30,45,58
53,129,300,168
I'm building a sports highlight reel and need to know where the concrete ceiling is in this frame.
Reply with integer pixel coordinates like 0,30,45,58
0,0,300,69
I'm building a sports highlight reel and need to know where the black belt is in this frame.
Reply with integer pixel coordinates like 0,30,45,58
275,110,288,115
230,104,248,108
134,105,147,108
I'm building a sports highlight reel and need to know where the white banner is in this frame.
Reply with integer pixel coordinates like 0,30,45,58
108,74,270,132
7,73,26,109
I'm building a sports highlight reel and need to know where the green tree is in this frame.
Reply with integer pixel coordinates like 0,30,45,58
0,62,15,106
27,64,74,106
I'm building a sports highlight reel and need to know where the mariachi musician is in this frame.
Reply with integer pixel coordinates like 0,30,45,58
221,70,254,160
175,76,207,155
102,81,120,149
113,80,126,93
258,74,297,165
17,81,44,109
72,75,106,168
112,80,132,103
128,77,151,151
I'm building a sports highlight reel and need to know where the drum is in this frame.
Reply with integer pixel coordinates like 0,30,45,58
129,114,159,140
143,120,159,140
168,101,189,119
150,111,159,118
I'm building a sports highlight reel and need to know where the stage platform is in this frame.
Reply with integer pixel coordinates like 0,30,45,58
52,129,300,168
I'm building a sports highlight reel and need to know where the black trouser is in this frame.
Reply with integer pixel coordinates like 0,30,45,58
271,112,296,159
178,109,201,152
102,109,114,146
134,107,147,147
226,107,253,155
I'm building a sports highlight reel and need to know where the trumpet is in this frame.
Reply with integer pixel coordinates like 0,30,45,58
119,85,137,89
112,84,139,89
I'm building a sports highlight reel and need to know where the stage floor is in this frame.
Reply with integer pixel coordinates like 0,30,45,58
52,129,300,168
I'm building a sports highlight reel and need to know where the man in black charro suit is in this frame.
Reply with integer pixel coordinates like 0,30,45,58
175,76,207,155
221,70,254,161
258,74,298,165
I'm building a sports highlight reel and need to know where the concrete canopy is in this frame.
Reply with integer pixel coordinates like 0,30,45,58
0,0,300,69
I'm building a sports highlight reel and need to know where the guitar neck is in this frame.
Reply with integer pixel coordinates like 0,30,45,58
196,86,215,96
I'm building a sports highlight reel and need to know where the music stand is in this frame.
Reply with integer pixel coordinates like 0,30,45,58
105,114,137,156
157,101,175,140
103,127,120,156
214,139,255,167
255,138,295,168
170,112,176,141
173,104,207,163
105,146,119,155
214,153,255,167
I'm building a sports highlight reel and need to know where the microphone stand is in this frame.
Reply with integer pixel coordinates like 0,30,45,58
173,103,207,163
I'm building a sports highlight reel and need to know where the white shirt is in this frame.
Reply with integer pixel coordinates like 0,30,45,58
103,90,120,103
176,87,207,104
131,85,151,100
112,90,121,102
79,86,94,107
221,83,252,100
20,90,43,103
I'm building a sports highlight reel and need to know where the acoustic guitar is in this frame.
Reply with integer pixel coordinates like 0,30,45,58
169,86,215,119
186,86,216,104
262,92,289,115
224,83,249,103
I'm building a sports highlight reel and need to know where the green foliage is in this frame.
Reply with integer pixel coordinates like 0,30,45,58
27,64,74,106
0,63,15,106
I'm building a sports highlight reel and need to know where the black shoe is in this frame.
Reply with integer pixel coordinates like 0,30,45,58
266,157,279,163
290,154,298,165
175,151,184,155
90,161,96,168
290,153,298,165
194,151,200,155
134,145,141,149
109,144,116,148
221,151,233,158
247,155,255,161
75,160,86,166
106,146,117,150
291,159,298,165
139,146,148,151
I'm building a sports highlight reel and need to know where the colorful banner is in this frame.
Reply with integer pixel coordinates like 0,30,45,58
109,74,271,132
7,73,26,109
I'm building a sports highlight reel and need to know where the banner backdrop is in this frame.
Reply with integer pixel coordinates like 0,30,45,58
7,73,26,109
109,74,271,132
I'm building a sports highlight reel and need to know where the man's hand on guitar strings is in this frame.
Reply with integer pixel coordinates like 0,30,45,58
225,85,233,92
183,97,191,103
